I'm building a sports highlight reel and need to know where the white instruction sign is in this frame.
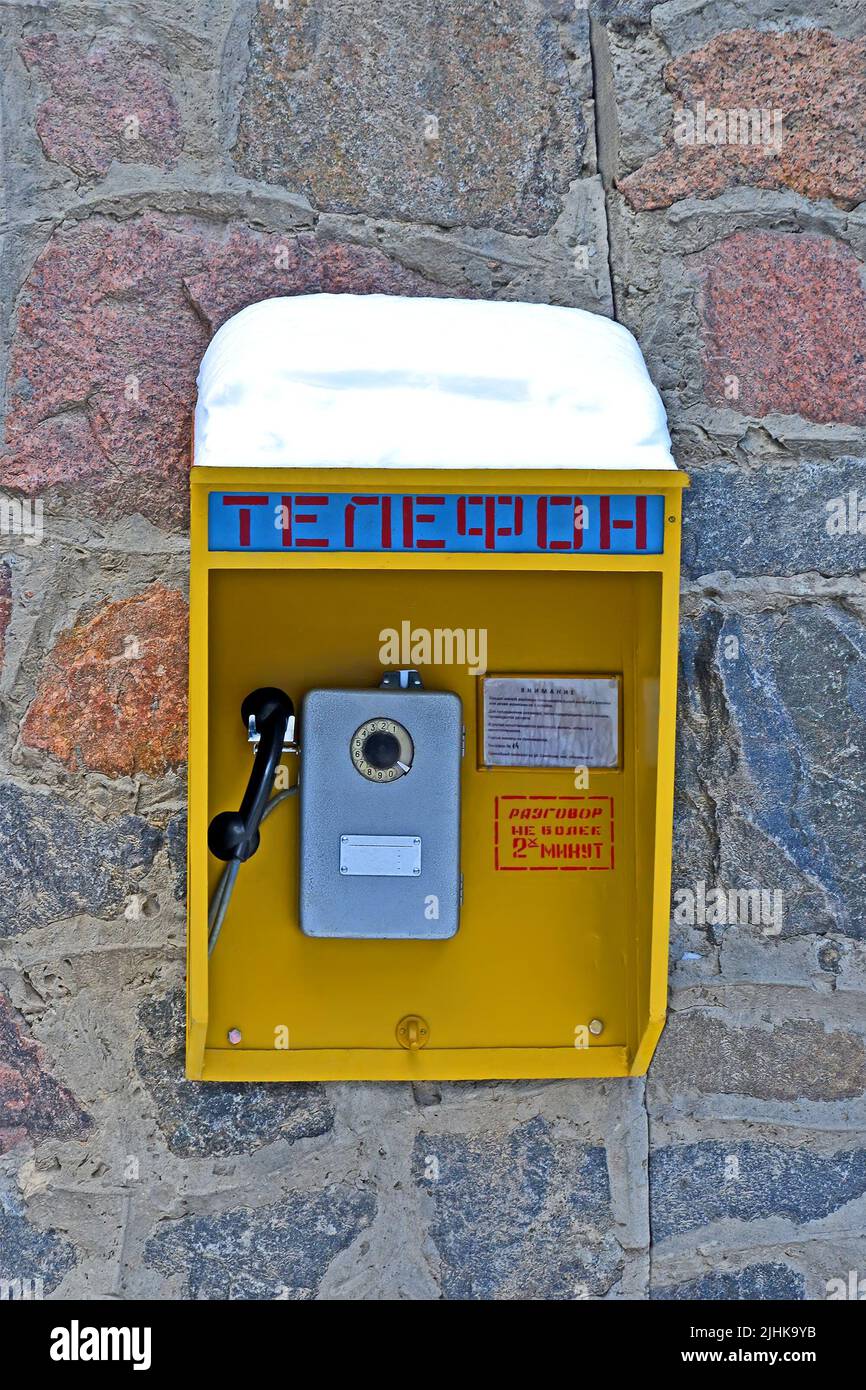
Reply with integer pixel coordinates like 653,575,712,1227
483,676,619,769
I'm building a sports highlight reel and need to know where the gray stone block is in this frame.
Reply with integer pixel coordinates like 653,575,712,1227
135,988,334,1158
0,785,163,936
234,0,588,234
653,1261,805,1300
0,1192,77,1296
683,461,866,579
650,1014,866,1103
674,603,866,939
143,1187,376,1299
413,1115,621,1299
650,1141,866,1243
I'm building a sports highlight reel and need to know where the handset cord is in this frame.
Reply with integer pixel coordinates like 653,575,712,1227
207,784,297,957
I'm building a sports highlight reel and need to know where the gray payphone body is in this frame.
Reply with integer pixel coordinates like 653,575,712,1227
299,685,462,940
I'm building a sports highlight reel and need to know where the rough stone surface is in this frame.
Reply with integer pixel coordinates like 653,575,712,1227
22,583,188,778
2,215,460,528
144,1187,376,1298
696,232,866,426
0,561,10,671
0,1192,77,1296
682,459,866,579
675,603,866,939
21,34,182,178
136,989,333,1157
591,0,655,25
0,992,92,1153
652,1,866,56
653,1262,805,1300
166,814,187,902
0,785,163,936
235,0,587,234
620,30,866,211
651,1015,866,1103
412,1116,621,1299
651,1141,866,1243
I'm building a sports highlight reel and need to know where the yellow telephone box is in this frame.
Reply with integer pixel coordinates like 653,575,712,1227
186,294,688,1082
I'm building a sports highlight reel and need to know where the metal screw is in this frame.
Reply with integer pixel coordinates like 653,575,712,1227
340,865,348,873
589,1018,604,1036
228,1028,242,1045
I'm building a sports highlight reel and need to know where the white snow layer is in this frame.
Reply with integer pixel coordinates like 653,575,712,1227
194,293,677,471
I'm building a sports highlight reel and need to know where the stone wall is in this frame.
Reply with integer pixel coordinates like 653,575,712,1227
0,0,864,1300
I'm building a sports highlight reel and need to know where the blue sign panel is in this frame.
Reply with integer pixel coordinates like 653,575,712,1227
208,492,665,555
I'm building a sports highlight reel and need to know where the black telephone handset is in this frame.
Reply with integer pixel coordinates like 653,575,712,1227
207,687,294,863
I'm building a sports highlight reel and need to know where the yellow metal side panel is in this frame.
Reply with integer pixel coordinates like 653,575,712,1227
628,577,662,1065
186,480,209,1079
631,487,684,1074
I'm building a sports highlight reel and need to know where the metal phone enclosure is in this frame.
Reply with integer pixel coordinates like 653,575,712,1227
299,688,462,939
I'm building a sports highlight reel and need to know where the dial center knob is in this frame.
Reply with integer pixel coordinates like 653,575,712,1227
362,730,401,770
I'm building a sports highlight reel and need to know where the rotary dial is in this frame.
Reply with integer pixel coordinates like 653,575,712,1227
350,717,414,782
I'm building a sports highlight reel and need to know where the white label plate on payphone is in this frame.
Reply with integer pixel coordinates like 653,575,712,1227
339,834,422,877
